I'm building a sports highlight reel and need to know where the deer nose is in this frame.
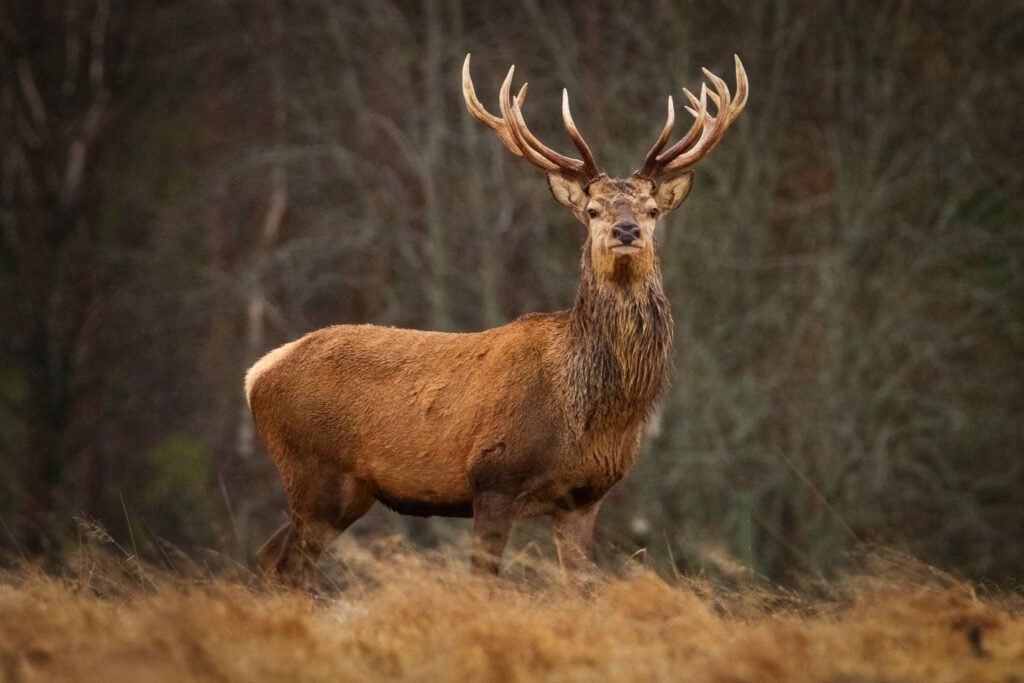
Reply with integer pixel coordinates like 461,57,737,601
612,222,640,245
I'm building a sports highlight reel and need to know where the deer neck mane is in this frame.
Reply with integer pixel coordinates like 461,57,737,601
563,242,673,432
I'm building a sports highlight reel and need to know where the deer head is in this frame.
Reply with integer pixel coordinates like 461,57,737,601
462,54,748,284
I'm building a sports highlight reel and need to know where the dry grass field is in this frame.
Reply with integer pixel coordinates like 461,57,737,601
1,536,1022,683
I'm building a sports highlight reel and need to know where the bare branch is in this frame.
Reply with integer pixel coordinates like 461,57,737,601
16,60,49,138
89,0,111,89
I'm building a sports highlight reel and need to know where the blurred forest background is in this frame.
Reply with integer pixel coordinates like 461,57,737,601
1,0,1021,584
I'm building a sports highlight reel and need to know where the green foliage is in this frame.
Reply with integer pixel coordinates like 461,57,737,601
137,433,214,542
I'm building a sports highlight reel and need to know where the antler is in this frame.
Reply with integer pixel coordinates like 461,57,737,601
462,54,602,185
634,55,748,180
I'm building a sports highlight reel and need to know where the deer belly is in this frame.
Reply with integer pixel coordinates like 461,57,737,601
361,444,474,518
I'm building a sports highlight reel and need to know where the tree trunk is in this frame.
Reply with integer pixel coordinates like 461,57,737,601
2,0,127,551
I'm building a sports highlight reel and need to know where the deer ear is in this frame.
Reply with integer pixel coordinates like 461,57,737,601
654,171,694,214
547,172,587,213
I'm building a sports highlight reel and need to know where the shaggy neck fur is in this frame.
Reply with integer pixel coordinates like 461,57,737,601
564,240,673,433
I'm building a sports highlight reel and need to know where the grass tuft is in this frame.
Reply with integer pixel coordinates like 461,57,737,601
0,536,1021,682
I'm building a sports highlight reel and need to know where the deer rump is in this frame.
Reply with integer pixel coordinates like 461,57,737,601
246,315,609,523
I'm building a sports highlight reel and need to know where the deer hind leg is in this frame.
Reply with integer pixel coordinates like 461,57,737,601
258,473,375,588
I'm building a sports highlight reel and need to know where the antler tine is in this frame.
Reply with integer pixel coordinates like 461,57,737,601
658,64,736,173
507,85,580,172
462,55,526,158
681,84,706,116
702,67,731,117
461,55,497,127
498,67,562,172
462,53,602,183
638,95,676,178
634,55,749,180
658,85,708,163
636,86,707,179
727,54,749,125
561,89,600,180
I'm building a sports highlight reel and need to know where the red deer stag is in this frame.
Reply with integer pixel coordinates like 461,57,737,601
247,54,748,586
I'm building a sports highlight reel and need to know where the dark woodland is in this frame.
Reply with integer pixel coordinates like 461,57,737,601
1,0,1022,584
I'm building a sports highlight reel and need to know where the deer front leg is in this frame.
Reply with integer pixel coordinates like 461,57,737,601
552,501,601,573
471,491,516,576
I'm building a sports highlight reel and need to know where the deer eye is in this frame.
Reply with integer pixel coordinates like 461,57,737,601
587,208,599,218
648,208,659,219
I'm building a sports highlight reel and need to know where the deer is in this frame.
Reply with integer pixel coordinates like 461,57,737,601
246,53,748,587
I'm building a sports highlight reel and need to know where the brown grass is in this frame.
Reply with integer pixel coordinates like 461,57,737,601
1,539,1022,683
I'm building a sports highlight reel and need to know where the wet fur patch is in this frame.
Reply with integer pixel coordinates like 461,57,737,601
565,240,673,431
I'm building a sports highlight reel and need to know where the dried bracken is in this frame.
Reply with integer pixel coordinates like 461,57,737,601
0,545,1022,683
